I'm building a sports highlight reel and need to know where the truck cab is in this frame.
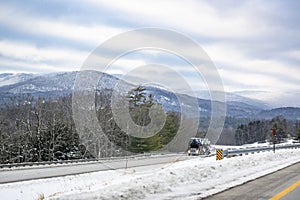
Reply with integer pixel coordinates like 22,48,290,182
187,137,211,156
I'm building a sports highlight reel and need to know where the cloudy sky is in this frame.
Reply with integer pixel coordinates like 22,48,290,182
0,0,299,107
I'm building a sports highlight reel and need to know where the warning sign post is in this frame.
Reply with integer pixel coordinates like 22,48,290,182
216,149,223,160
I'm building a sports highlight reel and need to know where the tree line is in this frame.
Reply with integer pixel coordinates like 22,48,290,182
2,84,298,163
0,85,182,163
235,116,299,145
96,85,180,154
0,95,92,164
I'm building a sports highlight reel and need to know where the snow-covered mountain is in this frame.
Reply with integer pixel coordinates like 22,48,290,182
0,72,298,119
0,73,36,87
234,90,300,108
193,90,270,110
0,71,122,95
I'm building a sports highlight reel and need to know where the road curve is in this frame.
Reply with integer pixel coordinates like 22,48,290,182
204,162,300,200
0,154,190,184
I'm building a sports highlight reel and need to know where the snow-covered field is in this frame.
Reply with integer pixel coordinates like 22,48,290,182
1,147,300,200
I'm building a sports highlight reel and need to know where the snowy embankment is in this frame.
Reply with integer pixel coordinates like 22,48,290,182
1,148,300,200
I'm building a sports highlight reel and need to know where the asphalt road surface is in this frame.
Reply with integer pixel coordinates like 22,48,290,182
204,162,300,200
0,154,190,184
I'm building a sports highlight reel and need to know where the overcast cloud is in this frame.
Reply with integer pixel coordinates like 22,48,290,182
0,0,299,107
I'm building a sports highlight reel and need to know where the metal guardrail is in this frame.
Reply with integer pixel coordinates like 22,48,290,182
223,144,300,157
0,158,98,169
0,151,180,169
3,144,299,168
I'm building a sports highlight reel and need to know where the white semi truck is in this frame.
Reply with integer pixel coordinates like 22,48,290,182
187,137,211,156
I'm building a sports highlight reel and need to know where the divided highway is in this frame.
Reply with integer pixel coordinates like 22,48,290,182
0,154,189,184
204,162,300,200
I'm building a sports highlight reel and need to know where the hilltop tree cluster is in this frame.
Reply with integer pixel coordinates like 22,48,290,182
96,85,180,154
235,116,295,145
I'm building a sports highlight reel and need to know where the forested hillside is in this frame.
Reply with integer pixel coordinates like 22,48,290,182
235,116,299,145
0,85,183,163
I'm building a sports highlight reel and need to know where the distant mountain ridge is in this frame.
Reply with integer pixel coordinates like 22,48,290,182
0,73,36,87
0,72,299,120
258,107,300,120
193,90,270,110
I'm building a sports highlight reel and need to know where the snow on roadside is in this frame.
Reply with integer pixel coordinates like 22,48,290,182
1,148,300,200
213,139,299,150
